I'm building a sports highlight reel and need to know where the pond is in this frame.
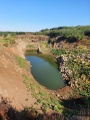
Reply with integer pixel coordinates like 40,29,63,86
26,55,65,90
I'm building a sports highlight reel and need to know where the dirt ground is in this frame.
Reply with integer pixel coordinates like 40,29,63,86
0,40,36,110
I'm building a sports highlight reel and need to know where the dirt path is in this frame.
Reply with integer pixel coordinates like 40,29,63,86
0,41,36,110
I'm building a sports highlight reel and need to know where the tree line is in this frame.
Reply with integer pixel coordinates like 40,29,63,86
35,25,90,42
0,32,25,37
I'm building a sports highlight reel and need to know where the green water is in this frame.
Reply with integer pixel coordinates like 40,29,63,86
26,55,65,90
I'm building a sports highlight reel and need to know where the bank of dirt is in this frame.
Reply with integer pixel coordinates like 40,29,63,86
0,40,37,110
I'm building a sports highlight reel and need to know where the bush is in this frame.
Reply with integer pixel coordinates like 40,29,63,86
84,30,90,36
51,49,66,56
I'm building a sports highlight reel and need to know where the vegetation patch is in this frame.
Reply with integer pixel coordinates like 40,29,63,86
1,37,15,47
15,55,29,70
0,32,25,37
22,74,64,113
51,48,66,56
26,44,34,48
35,25,90,41
61,46,90,97
25,49,37,55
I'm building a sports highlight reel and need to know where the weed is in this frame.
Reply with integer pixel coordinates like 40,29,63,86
15,56,28,70
22,74,64,113
1,37,15,47
26,44,34,48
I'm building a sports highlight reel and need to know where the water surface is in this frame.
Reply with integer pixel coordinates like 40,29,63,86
26,55,65,90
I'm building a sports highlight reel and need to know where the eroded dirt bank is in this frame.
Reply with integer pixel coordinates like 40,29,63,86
0,39,37,110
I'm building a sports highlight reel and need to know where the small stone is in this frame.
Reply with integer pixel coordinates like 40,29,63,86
56,94,60,97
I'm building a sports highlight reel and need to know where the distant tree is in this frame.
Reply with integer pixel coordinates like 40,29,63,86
16,32,25,35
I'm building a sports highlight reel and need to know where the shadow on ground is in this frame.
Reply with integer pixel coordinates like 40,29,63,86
0,97,90,120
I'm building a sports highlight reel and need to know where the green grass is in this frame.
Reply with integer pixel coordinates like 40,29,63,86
26,44,34,48
25,49,37,55
1,37,16,47
22,74,64,113
1,37,15,44
15,56,28,70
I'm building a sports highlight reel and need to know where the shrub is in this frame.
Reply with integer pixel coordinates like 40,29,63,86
51,48,66,56
84,30,90,36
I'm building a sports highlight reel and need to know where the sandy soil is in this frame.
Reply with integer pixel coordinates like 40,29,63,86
0,41,36,110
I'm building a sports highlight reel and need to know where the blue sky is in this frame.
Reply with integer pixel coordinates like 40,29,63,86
0,0,90,32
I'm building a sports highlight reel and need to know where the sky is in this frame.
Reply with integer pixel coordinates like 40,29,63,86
0,0,90,32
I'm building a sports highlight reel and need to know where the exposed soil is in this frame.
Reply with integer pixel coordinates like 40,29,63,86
0,41,36,110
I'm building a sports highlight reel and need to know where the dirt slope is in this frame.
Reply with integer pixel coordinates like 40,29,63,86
0,41,36,110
